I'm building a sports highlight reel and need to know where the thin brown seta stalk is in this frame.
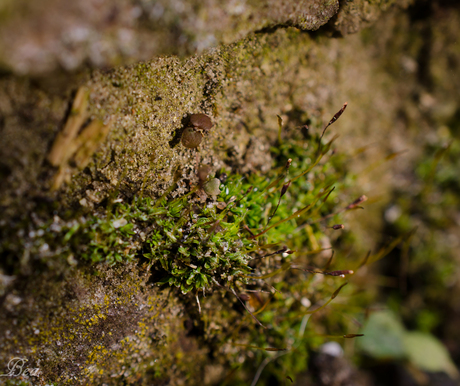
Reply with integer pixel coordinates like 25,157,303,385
285,283,348,321
243,289,272,294
232,343,287,352
315,334,364,339
244,243,281,253
211,278,267,328
251,246,294,261
245,257,353,281
259,126,338,209
243,224,256,238
308,186,336,220
263,159,292,193
356,250,371,270
361,149,408,176
251,190,328,239
243,261,292,280
298,194,368,231
291,135,339,184
252,295,274,315
154,167,185,208
277,114,283,145
367,231,412,265
399,228,417,294
231,287,267,328
263,181,291,231
323,250,335,271
291,264,354,278
317,102,348,153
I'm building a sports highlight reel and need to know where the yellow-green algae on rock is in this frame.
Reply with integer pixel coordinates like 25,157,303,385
0,264,208,385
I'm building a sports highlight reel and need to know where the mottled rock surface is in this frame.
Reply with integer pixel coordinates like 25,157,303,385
1,0,460,384
0,0,340,75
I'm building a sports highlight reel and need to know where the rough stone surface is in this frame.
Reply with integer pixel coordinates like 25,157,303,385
0,0,340,76
333,0,413,35
0,0,414,76
1,0,460,384
0,263,208,384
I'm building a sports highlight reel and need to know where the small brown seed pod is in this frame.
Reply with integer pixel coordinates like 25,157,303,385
181,127,203,148
190,113,213,132
203,178,222,196
197,165,212,182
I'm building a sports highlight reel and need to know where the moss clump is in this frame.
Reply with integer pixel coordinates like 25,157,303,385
25,112,351,298
7,104,361,297
140,113,356,299
1,105,378,385
143,187,255,294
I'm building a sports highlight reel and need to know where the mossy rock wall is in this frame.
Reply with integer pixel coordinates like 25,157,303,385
1,0,460,384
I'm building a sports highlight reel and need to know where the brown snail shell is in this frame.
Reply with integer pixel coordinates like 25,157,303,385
181,127,203,148
190,113,213,132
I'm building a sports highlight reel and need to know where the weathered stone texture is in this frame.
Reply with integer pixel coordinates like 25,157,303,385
0,0,340,76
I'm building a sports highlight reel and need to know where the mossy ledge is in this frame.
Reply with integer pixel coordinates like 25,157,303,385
0,101,373,384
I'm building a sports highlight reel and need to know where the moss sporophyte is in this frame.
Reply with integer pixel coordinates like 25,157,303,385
23,105,368,321
0,104,392,383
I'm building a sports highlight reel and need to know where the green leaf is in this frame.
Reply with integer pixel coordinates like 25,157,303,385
200,274,208,284
120,223,135,235
358,311,406,359
181,283,193,294
178,246,190,256
63,223,80,242
149,207,168,215
165,231,177,242
156,277,170,285
403,332,459,378
186,273,195,285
